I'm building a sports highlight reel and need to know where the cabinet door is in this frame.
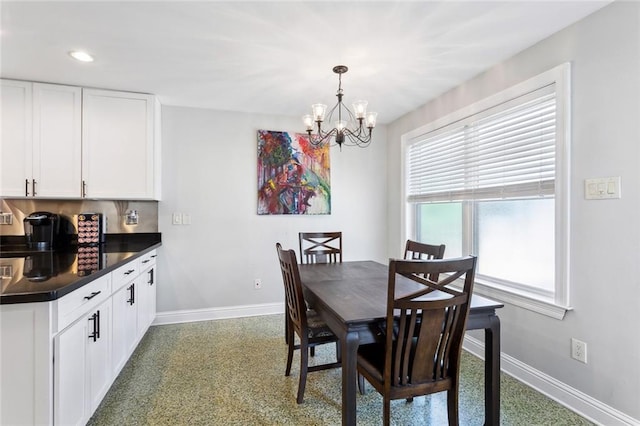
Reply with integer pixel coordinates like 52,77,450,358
87,301,112,414
137,265,157,337
0,79,32,197
54,300,112,426
82,89,156,199
32,83,82,198
111,281,138,374
54,314,88,426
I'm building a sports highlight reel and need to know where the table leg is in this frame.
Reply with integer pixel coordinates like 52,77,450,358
342,330,360,426
484,315,501,426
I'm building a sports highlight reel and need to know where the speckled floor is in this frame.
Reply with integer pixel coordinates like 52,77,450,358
88,314,593,425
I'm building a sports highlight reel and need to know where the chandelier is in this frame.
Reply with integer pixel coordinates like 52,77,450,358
302,65,377,149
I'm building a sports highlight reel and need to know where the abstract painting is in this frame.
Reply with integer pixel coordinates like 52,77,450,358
257,130,330,215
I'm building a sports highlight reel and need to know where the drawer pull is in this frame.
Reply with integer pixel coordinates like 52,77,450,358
84,291,101,301
124,269,135,275
141,259,150,264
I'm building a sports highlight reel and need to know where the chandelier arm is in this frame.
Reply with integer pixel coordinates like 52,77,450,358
342,127,373,146
308,127,338,146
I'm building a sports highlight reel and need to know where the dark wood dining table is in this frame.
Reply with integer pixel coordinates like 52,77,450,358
299,260,504,426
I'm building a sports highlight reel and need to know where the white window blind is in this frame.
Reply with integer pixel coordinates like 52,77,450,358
407,84,556,202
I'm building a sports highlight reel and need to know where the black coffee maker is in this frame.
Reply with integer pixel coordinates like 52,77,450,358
23,212,72,250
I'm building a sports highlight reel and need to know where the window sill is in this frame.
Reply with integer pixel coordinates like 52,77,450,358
473,281,572,320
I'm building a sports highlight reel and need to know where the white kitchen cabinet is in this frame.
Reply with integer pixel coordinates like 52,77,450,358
33,83,83,197
53,311,87,426
82,89,157,200
137,251,157,334
0,80,82,198
0,302,53,425
1,79,32,197
0,249,158,425
1,79,160,200
54,296,112,426
86,300,112,414
112,279,139,375
112,250,157,375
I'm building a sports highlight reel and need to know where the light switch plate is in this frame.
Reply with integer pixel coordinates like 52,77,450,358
172,213,182,225
584,176,621,200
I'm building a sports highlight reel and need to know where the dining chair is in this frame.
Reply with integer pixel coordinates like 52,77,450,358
298,231,342,264
357,256,477,426
404,239,446,282
275,243,341,404
404,239,446,260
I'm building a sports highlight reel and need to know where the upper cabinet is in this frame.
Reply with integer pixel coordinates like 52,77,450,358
82,89,158,200
34,83,83,198
0,80,160,200
1,80,32,197
1,80,82,198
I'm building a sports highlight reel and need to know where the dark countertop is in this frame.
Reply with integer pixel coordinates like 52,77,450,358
0,233,161,305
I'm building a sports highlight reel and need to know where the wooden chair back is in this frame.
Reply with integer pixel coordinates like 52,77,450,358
404,239,446,260
386,257,476,389
276,243,308,336
298,232,342,264
357,256,477,425
403,239,446,281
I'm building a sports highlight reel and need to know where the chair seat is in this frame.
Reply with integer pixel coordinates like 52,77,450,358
306,309,335,339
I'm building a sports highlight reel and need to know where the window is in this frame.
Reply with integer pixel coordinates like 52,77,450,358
403,64,570,319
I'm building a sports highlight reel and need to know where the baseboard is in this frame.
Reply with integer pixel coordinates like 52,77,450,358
152,302,284,325
463,335,639,426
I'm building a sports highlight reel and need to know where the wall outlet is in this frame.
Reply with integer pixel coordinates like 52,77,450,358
0,212,13,225
254,278,262,290
571,338,587,363
172,213,182,225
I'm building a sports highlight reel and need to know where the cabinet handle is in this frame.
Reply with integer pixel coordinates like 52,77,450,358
127,283,135,305
141,259,150,264
148,268,154,286
25,179,30,197
151,255,157,258
32,179,37,196
124,269,135,275
84,290,101,300
88,310,100,342
82,180,87,198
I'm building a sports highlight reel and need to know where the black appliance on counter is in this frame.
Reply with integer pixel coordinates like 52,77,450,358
23,211,74,251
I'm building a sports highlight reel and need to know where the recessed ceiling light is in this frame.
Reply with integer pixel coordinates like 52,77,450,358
69,50,94,62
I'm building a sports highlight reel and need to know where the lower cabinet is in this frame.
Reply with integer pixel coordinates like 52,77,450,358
54,299,111,426
138,258,157,335
0,249,158,425
112,280,139,374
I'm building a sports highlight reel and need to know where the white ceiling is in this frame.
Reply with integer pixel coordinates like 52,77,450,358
1,1,611,124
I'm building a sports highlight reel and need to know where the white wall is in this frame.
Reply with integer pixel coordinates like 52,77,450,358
387,2,639,422
157,107,387,314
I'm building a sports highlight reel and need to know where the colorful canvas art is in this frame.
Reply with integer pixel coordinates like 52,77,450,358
257,130,330,215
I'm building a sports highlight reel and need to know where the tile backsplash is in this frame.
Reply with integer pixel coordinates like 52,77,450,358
0,199,158,236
